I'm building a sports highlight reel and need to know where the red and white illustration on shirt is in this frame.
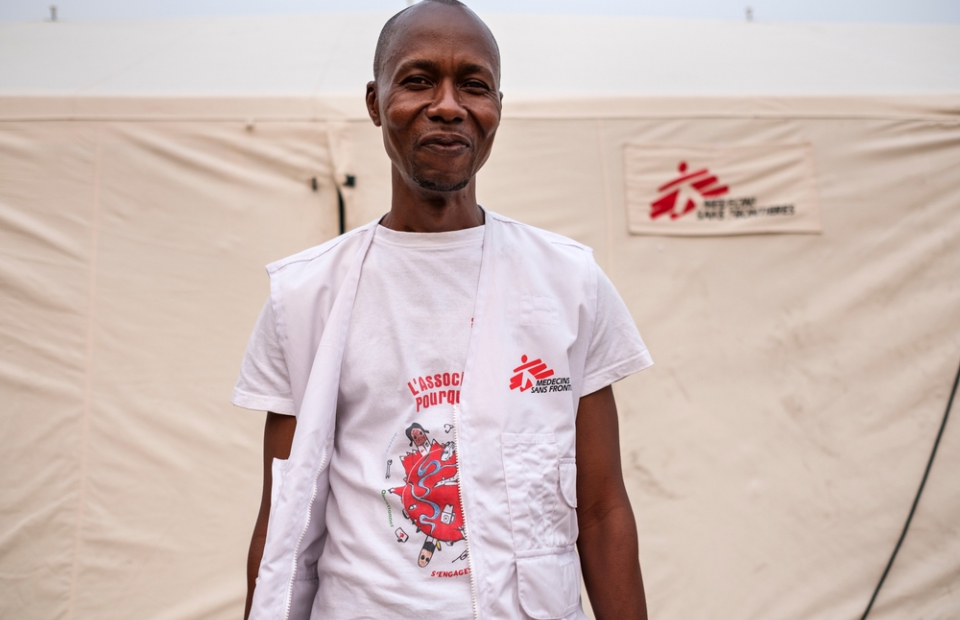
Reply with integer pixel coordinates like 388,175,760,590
650,161,729,220
390,422,467,569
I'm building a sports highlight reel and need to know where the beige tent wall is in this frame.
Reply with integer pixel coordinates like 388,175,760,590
0,116,340,619
1,92,958,620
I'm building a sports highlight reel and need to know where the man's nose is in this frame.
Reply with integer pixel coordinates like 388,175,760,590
426,79,466,122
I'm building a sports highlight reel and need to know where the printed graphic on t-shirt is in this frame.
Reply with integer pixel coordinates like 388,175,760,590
407,372,463,412
382,373,469,577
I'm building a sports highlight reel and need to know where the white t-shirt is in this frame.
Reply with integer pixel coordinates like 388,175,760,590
233,223,651,619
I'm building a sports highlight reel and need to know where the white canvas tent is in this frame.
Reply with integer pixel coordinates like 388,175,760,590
1,12,959,620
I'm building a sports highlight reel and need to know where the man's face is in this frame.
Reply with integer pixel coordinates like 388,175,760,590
367,4,502,192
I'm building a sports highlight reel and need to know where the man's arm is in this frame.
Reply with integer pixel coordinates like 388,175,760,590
245,412,297,620
576,385,648,620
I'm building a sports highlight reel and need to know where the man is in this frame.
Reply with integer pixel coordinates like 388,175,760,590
232,1,652,618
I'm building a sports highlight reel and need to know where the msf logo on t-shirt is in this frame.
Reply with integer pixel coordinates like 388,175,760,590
510,355,571,394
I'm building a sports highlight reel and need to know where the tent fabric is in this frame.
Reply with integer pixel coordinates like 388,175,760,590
1,12,959,620
2,14,960,96
2,94,960,122
0,120,340,619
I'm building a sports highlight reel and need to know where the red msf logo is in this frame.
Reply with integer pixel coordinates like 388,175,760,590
510,355,555,392
651,161,729,220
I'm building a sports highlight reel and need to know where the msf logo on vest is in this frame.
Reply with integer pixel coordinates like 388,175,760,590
510,355,572,394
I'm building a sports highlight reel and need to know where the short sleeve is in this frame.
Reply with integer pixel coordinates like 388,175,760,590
231,298,296,415
581,264,653,396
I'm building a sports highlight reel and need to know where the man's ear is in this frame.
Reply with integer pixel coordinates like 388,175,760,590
366,81,381,127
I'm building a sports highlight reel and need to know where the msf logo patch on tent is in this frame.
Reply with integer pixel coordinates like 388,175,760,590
651,161,729,220
624,143,822,236
510,355,571,394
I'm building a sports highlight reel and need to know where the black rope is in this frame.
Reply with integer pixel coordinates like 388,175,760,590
860,356,960,620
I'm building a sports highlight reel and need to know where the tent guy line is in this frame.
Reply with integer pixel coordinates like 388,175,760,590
860,356,960,620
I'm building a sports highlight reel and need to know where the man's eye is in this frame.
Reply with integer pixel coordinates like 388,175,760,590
404,76,431,86
463,80,490,91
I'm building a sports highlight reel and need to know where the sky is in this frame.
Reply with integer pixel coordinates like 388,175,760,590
2,0,960,23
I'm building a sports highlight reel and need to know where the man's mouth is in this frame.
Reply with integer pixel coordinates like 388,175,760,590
419,133,471,152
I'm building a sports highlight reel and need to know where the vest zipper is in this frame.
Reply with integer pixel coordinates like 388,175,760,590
453,404,480,620
283,445,330,620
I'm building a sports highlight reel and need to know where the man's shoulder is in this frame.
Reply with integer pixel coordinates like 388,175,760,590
266,221,375,278
487,211,594,258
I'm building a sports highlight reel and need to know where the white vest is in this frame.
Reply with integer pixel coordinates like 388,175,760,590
252,212,600,620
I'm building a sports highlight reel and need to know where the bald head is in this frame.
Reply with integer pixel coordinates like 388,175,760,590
373,0,500,84
364,0,503,197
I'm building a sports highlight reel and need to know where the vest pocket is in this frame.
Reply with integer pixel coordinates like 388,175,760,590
501,433,559,551
503,433,582,617
515,549,581,619
559,458,577,508
519,294,560,325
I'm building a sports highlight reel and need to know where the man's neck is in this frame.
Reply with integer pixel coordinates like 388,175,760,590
381,168,485,233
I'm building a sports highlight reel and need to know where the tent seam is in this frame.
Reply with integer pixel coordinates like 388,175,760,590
67,124,103,620
596,118,615,272
1,115,960,124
